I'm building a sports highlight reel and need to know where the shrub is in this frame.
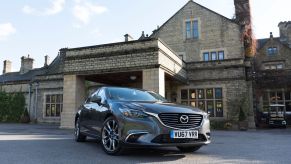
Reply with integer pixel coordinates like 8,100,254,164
0,91,26,122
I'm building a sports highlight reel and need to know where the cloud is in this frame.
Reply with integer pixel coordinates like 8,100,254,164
73,0,107,25
0,23,16,41
22,0,65,16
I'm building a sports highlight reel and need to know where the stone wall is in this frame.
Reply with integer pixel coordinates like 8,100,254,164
152,1,243,62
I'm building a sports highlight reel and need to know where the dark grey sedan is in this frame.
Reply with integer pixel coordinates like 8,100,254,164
74,87,211,155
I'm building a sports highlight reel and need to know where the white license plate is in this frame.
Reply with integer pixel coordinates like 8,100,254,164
170,130,198,139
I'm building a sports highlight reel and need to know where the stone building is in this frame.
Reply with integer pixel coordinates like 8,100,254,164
254,22,291,124
0,0,255,128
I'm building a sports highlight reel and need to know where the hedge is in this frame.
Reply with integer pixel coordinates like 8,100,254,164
0,91,26,122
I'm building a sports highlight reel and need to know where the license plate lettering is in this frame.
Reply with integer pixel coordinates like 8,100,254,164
170,130,198,139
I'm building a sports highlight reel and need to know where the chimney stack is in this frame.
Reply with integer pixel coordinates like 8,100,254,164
124,34,134,42
234,0,251,25
44,55,50,66
20,55,34,74
3,60,12,74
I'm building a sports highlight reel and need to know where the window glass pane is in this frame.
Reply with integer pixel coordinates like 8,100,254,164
273,47,278,54
277,64,283,69
181,101,188,105
207,101,214,117
211,52,217,60
203,52,209,61
46,95,50,103
186,21,191,39
189,89,196,99
216,101,223,117
277,92,283,101
198,101,205,111
286,102,291,111
206,89,213,99
51,104,56,116
270,92,276,101
51,95,56,103
215,88,222,99
181,90,188,99
198,89,204,99
56,104,61,117
285,91,291,100
270,65,276,70
218,51,224,60
56,95,61,103
193,20,199,38
190,101,196,107
46,104,51,117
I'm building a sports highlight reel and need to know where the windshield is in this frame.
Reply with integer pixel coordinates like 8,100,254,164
147,91,168,102
107,87,160,102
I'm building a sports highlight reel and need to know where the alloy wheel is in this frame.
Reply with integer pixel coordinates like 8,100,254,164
102,118,119,152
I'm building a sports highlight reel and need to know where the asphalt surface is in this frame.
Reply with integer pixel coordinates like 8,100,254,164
0,124,290,164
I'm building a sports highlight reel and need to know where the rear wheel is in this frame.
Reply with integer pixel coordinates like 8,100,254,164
101,116,123,155
75,117,86,142
177,146,202,153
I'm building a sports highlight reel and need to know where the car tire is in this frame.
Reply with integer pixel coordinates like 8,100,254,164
75,117,86,142
101,116,124,155
177,146,202,153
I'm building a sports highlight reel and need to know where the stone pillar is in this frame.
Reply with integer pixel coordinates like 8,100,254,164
142,68,165,97
61,75,85,129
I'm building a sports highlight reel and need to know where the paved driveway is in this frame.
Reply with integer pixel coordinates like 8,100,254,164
0,124,290,164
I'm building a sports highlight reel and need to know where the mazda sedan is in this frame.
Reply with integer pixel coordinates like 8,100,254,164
74,87,211,155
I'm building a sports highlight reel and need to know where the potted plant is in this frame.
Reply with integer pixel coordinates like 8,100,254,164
238,107,248,130
20,108,30,123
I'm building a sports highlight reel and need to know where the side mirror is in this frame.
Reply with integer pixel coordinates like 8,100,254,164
91,96,102,104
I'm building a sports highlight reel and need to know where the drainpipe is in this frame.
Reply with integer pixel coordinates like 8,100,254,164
28,83,32,117
34,82,39,122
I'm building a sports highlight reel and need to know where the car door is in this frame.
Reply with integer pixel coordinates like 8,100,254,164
80,90,99,135
90,88,109,137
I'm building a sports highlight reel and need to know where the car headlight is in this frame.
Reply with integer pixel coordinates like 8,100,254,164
204,113,210,120
119,108,148,118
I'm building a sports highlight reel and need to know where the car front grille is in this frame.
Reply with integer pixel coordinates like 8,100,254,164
158,113,203,129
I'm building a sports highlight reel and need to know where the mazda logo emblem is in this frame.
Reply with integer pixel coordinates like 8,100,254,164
180,115,189,124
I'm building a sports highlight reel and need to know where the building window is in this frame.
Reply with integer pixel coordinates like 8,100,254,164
185,19,199,39
218,51,224,60
277,64,283,69
45,94,63,117
263,90,291,112
267,47,278,56
180,88,223,117
264,63,284,70
186,21,191,39
211,52,217,61
203,50,225,61
203,52,209,61
193,20,199,39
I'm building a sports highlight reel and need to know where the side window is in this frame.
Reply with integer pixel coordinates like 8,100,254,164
87,89,99,103
97,89,107,104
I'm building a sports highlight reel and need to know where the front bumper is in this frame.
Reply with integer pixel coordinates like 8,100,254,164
118,113,211,147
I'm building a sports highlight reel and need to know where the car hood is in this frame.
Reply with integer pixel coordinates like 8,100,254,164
116,101,205,115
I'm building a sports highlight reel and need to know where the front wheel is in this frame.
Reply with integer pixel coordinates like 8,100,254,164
177,146,202,153
101,116,123,155
75,117,86,142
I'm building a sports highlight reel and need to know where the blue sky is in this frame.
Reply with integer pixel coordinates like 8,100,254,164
0,0,290,72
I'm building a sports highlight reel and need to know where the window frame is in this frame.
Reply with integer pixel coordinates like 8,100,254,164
44,94,63,118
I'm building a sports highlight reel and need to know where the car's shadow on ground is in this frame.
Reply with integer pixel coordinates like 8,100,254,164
85,138,188,163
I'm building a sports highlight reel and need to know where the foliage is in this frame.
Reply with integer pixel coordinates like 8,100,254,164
211,120,233,130
0,91,26,122
238,107,247,121
20,108,30,123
